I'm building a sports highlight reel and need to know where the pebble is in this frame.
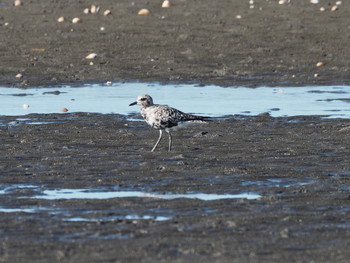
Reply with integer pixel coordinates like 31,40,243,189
138,9,151,15
72,17,81,24
162,0,171,8
86,53,98,59
15,73,23,79
278,0,289,4
61,108,69,113
90,5,100,14
13,0,23,7
331,5,338,11
103,10,111,16
310,0,319,4
316,61,325,67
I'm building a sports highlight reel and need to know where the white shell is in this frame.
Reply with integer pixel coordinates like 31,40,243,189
14,0,23,7
162,0,171,8
103,10,111,16
310,0,319,4
86,53,98,59
331,5,338,11
57,16,65,23
90,5,100,14
316,61,325,67
138,9,150,15
22,104,30,109
84,8,90,14
15,73,23,79
72,17,81,24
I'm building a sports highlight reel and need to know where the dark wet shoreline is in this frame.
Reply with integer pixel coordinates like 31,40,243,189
1,0,350,88
1,0,350,262
1,113,350,262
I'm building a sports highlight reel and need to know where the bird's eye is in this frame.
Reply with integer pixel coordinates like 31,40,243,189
140,98,146,101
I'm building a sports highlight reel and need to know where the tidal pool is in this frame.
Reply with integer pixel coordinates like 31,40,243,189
31,188,261,201
0,83,350,118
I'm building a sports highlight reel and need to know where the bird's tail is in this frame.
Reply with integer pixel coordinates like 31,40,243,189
185,114,212,122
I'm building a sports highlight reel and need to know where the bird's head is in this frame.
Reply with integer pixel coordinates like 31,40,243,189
129,94,154,107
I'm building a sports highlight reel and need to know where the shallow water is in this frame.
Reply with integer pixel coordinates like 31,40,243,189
0,184,261,222
31,188,261,201
0,83,350,118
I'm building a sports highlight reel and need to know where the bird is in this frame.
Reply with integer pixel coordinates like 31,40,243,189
129,94,210,152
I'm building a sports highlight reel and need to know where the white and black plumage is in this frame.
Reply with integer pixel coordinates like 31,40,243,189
129,94,210,152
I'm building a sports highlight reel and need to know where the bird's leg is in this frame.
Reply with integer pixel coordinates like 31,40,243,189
151,129,163,152
165,129,172,152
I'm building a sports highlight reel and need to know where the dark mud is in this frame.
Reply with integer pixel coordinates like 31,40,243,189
0,0,350,87
1,0,350,262
1,113,350,262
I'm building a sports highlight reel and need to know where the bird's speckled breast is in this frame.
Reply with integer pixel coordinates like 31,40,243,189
141,105,181,129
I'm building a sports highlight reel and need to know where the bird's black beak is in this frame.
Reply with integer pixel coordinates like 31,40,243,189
129,101,137,106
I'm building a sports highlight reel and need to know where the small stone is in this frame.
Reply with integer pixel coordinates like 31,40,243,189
103,10,111,16
57,16,65,23
331,5,338,11
138,9,150,15
90,5,100,14
72,17,81,24
86,53,98,59
13,0,23,7
61,108,69,113
316,61,325,67
15,73,23,79
162,0,171,8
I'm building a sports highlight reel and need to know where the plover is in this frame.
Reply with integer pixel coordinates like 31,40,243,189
129,94,210,152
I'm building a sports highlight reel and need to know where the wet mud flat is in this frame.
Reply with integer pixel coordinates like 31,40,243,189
1,113,350,262
0,0,350,87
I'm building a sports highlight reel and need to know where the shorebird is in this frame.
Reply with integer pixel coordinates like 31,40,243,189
129,94,210,152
